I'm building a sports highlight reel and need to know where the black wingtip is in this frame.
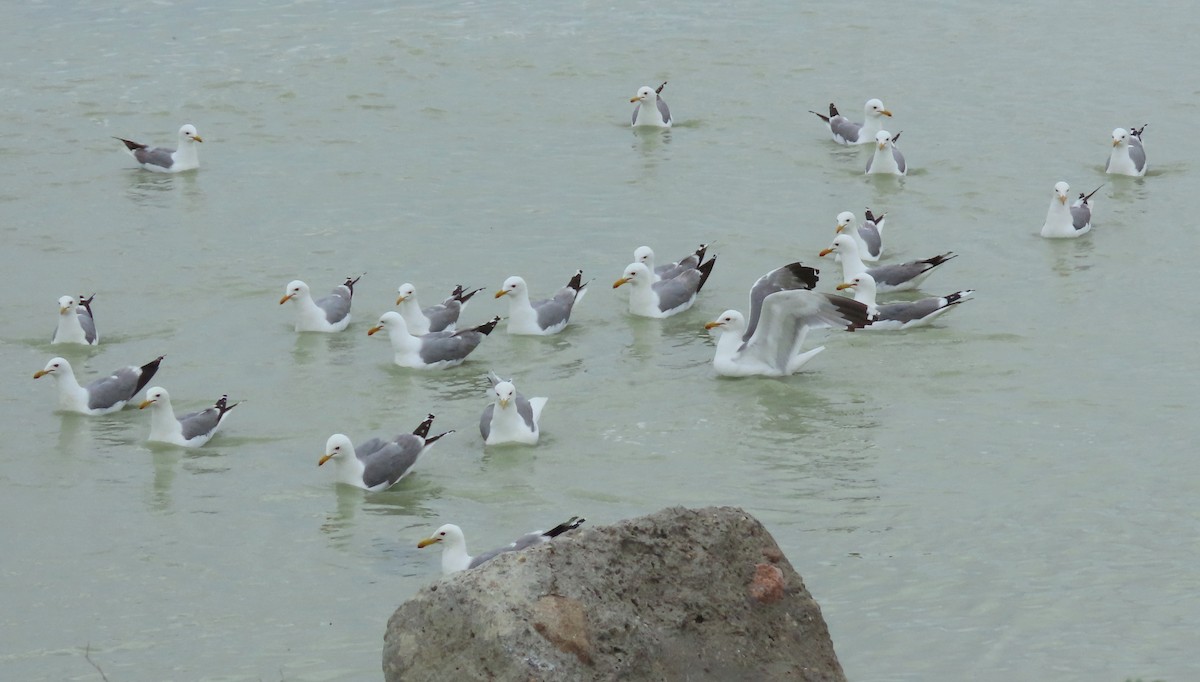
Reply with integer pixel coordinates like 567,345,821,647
784,262,821,290
78,293,96,317
891,131,902,143
113,136,146,151
134,355,166,395
1080,184,1104,203
656,81,667,94
808,110,831,124
453,285,484,304
566,269,585,292
864,208,886,224
696,256,717,292
214,394,241,416
543,516,586,538
423,429,454,446
924,252,957,268
830,295,873,332
412,413,436,438
828,103,839,117
343,274,364,296
1130,123,1148,138
473,316,501,336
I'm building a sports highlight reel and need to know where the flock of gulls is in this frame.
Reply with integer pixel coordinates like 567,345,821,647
34,83,1149,575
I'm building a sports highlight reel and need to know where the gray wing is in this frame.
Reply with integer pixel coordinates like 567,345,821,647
479,404,495,440
417,330,485,364
655,251,701,280
867,254,953,288
315,284,353,325
514,393,537,431
360,435,423,489
533,288,578,331
743,263,820,343
741,291,871,368
651,269,701,313
1129,138,1146,173
178,407,222,441
1070,203,1092,231
865,152,875,173
829,115,862,144
877,298,946,325
468,532,544,569
77,309,98,344
85,366,143,410
354,437,390,459
631,103,641,126
423,299,462,333
656,97,671,125
134,146,177,170
857,223,882,259
893,147,906,173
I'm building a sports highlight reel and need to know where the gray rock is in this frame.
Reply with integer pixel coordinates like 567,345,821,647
384,506,845,682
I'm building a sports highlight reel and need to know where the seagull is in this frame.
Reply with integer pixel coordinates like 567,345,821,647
494,271,588,335
34,355,164,415
809,99,893,145
612,259,714,318
633,243,712,283
279,275,361,332
1106,125,1148,177
820,234,955,293
368,312,500,369
866,130,906,175
52,294,98,346
837,273,974,330
417,516,585,575
630,81,671,128
703,262,872,377
395,283,483,334
834,211,887,263
1041,182,1102,239
319,414,451,491
139,387,239,447
113,124,203,173
480,371,547,445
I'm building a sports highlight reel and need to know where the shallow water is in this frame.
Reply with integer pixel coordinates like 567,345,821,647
3,1,1198,680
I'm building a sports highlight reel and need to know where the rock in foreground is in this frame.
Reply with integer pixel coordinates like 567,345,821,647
384,506,845,682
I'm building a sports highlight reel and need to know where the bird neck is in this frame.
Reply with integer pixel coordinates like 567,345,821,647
148,401,183,440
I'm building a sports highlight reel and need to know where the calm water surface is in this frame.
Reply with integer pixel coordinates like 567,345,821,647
2,2,1197,680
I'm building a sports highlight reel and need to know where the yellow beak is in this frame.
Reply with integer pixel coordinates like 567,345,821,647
881,110,893,117
395,295,407,305
1059,194,1068,204
630,96,640,103
499,398,510,408
318,453,333,466
33,369,50,379
836,282,854,291
417,537,441,548
878,142,886,150
819,247,834,257
367,325,382,336
60,306,71,314
494,290,509,299
704,321,723,330
138,399,155,409
613,277,630,288
193,135,204,143
1113,139,1120,147
279,294,293,305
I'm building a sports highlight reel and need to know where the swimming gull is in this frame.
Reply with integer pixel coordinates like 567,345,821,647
809,99,892,145
418,516,585,575
368,312,500,369
833,210,887,263
319,414,451,491
279,275,361,332
837,273,973,331
34,355,163,415
480,371,547,445
820,234,955,293
114,124,202,173
634,243,712,283
631,81,671,128
494,270,588,335
704,262,872,377
613,258,714,318
395,283,483,335
1106,125,1147,177
1041,182,1102,239
52,294,98,346
866,130,906,175
139,387,239,447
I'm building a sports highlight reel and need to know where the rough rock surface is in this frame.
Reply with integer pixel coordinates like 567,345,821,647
383,506,845,681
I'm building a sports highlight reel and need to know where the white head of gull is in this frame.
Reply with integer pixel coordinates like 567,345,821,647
1106,125,1147,177
630,82,672,128
52,294,98,345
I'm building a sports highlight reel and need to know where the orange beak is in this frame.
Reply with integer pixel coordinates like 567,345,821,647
279,294,293,305
613,277,630,288
819,247,834,257
417,537,441,548
367,325,382,336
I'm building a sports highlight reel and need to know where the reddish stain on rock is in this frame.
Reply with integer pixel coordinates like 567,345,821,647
761,546,784,564
749,563,785,604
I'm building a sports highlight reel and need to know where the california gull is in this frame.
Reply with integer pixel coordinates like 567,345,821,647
809,99,892,145
865,130,906,175
1106,125,1147,177
612,258,714,318
395,283,483,334
633,243,712,283
494,270,588,335
52,294,97,346
34,355,163,415
319,414,451,491
114,124,202,173
480,371,547,445
1041,182,1102,239
704,262,872,377
280,275,361,332
820,234,954,292
368,312,500,369
630,82,671,128
837,273,973,331
418,516,585,575
139,387,238,447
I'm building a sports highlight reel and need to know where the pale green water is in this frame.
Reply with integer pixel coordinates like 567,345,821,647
3,2,1198,680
